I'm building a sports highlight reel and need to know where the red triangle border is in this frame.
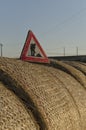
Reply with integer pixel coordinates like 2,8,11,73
20,30,50,63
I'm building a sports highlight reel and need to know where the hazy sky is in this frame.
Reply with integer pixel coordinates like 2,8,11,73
0,0,86,57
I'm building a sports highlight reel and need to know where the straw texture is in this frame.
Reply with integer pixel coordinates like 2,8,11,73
0,57,86,130
0,82,39,130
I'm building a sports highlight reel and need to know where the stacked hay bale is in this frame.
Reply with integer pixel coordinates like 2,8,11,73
0,57,86,130
63,61,86,75
0,82,39,130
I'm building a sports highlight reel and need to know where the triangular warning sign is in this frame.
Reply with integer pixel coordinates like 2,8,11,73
20,30,50,63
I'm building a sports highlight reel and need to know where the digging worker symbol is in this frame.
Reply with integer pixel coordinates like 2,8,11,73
30,43,36,56
30,43,42,57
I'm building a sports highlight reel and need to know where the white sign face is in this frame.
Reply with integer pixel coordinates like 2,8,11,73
27,38,44,57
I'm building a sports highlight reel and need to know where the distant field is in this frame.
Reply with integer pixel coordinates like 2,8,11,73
0,57,86,130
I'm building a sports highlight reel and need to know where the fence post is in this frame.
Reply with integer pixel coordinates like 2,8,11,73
76,46,78,56
0,43,3,57
63,47,65,56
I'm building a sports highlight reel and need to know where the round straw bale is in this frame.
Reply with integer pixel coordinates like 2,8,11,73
0,58,86,130
0,82,39,130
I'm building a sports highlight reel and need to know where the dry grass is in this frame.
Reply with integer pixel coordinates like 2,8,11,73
0,57,86,130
